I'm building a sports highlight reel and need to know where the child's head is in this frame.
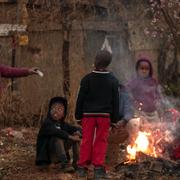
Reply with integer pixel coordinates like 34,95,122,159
94,50,112,70
50,103,65,121
136,59,153,78
48,97,67,121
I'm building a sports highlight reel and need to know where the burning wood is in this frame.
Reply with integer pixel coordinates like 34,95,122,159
124,115,179,163
113,115,180,179
115,151,180,179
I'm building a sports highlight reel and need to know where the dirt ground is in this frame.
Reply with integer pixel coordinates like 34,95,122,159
1,127,179,180
0,127,128,180
0,128,75,180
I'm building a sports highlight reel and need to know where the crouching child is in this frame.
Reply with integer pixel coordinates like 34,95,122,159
35,97,81,172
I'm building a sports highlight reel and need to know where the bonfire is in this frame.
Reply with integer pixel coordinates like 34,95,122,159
125,117,175,163
114,115,180,179
126,131,157,161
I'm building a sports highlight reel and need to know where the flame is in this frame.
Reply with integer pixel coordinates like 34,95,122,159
125,114,178,163
126,131,157,161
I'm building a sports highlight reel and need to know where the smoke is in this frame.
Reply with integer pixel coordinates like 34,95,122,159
100,35,135,84
101,36,112,54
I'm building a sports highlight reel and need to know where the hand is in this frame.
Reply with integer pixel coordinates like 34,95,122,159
28,67,39,75
111,123,118,129
76,120,82,126
110,123,119,134
73,131,82,138
117,120,127,128
69,135,81,142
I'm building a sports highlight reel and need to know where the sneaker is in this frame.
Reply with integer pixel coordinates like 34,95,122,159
76,167,88,178
37,163,50,171
94,167,109,179
72,161,78,170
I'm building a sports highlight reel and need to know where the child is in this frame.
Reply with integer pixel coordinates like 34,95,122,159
126,58,162,136
75,50,119,179
127,58,161,117
124,58,165,143
0,64,39,93
36,97,81,172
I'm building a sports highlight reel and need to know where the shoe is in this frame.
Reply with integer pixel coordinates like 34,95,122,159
37,164,50,171
72,161,78,170
94,167,109,179
60,164,75,173
76,167,88,178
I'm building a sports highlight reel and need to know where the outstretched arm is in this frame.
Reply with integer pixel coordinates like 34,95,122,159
0,65,38,78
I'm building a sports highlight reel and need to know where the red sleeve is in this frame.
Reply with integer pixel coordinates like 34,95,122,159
0,65,30,78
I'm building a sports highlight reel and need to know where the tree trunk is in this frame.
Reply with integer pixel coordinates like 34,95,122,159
158,39,180,97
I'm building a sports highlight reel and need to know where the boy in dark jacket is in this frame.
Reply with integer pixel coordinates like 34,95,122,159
75,50,119,179
36,97,81,172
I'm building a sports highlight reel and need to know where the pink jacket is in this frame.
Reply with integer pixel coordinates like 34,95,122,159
126,77,160,113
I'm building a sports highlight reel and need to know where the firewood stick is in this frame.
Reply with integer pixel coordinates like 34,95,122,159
158,156,178,165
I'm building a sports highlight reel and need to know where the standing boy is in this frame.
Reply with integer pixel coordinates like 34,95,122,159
75,50,119,179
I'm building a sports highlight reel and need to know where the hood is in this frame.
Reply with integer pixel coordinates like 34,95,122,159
135,58,153,77
47,96,68,120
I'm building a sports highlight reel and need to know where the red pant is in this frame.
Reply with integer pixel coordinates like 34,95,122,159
78,115,110,167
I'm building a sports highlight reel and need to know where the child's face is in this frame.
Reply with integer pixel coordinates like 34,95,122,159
50,103,65,121
137,61,150,78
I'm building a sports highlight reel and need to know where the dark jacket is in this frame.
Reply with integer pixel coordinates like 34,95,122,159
75,71,119,123
36,97,81,165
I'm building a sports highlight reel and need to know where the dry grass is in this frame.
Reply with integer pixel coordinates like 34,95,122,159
0,84,80,127
0,84,44,128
